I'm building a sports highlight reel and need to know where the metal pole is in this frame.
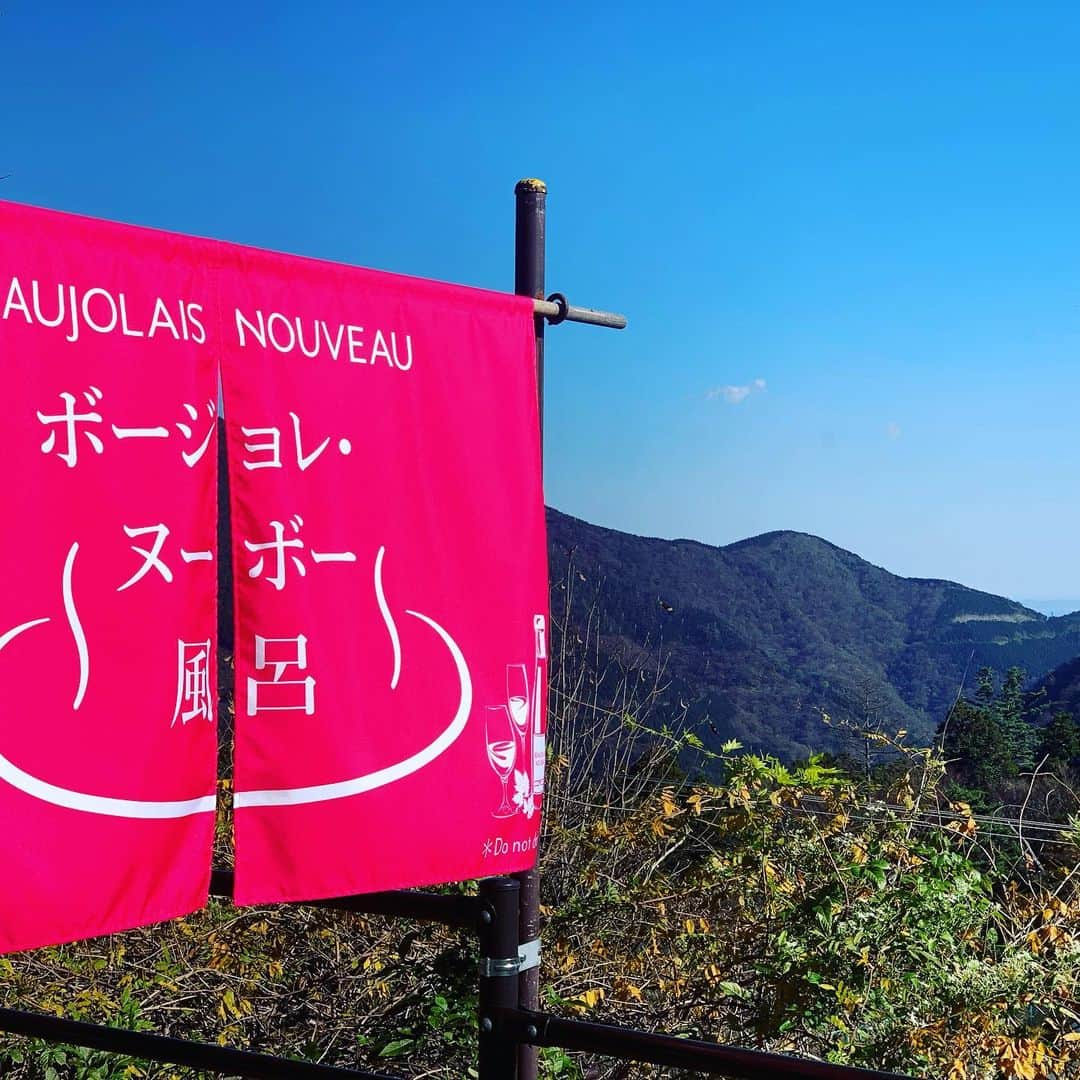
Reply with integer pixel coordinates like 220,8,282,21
208,869,481,927
478,876,521,1080
0,1008,395,1080
503,1009,914,1080
516,178,546,431
513,176,545,1080
532,296,627,330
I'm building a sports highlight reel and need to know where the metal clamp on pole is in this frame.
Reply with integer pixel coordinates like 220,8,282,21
480,955,522,978
478,877,522,1079
517,938,541,973
543,293,569,325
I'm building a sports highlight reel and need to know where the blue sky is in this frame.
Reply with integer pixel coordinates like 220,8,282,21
5,3,1080,611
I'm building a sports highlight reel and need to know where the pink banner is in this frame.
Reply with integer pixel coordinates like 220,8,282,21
218,250,548,905
0,197,547,930
0,201,219,953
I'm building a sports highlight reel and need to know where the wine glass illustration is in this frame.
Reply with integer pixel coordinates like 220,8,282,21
485,705,517,818
506,663,530,762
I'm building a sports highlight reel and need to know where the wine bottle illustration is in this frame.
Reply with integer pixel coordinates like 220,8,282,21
531,614,547,806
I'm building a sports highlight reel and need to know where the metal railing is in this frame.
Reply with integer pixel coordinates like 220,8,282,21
0,871,916,1079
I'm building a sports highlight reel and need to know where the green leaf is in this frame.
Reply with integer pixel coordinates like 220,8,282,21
378,1038,416,1059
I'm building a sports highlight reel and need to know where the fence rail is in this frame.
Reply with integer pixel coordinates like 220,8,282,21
0,1007,394,1080
497,1007,912,1079
207,868,482,928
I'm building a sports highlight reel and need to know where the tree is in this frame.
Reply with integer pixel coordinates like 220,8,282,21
937,665,1052,806
974,665,996,706
995,665,1039,769
939,697,1016,799
1037,710,1080,769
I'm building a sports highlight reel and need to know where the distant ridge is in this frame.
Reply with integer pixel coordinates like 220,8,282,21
546,508,1080,760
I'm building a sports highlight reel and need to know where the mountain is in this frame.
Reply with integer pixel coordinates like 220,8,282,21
1040,655,1080,717
547,508,1080,760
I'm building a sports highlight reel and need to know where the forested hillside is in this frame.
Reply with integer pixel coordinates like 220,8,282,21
548,508,1080,760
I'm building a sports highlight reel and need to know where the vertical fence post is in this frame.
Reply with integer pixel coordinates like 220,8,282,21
478,876,522,1080
513,177,546,1080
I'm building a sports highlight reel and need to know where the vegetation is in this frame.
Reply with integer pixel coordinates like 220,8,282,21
541,742,1080,1079
6,708,1080,1077
6,567,1080,1077
938,665,1080,822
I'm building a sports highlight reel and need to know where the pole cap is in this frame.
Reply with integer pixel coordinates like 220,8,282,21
515,178,548,195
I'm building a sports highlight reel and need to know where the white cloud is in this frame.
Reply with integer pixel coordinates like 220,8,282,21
886,421,901,440
706,377,766,405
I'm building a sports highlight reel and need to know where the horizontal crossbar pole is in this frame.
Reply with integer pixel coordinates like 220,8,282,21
0,1008,396,1080
501,1009,914,1080
533,297,627,329
209,868,483,929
